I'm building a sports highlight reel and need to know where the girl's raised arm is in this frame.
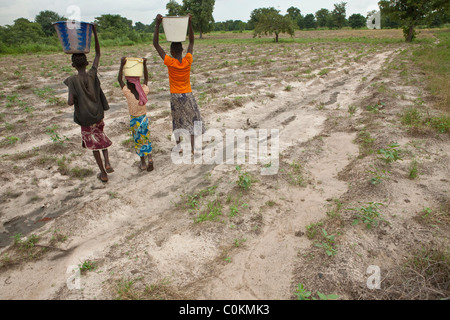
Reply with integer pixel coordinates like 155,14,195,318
153,14,166,60
187,14,194,55
92,24,101,70
118,57,126,89
143,58,149,86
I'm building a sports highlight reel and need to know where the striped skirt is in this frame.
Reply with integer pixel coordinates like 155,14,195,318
130,114,152,157
170,92,206,135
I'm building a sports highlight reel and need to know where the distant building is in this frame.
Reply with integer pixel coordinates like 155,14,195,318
367,11,381,29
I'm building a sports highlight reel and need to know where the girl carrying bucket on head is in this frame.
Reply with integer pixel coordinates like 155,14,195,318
118,57,154,172
64,24,114,183
153,13,206,155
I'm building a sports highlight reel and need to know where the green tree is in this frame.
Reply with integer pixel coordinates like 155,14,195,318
253,9,295,42
94,14,132,33
35,10,65,36
330,2,348,29
348,13,367,29
297,14,305,30
287,6,303,30
379,0,450,42
166,0,185,16
247,7,279,30
303,14,317,29
1,18,45,45
315,8,330,28
182,0,215,39
287,6,301,22
94,14,133,40
134,21,152,33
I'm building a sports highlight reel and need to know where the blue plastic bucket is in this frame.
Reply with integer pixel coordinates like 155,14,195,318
53,21,93,54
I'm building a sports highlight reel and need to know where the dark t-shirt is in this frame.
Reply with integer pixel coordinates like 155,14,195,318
64,66,109,127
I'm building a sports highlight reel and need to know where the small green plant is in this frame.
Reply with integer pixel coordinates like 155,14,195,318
195,199,223,223
316,291,340,300
421,207,433,219
349,202,386,229
79,260,97,273
12,233,40,254
107,191,119,199
366,101,385,113
21,234,40,251
181,185,217,212
314,229,337,257
377,143,402,164
348,104,358,116
295,283,339,300
56,156,69,175
288,161,305,186
11,233,23,245
356,129,375,157
367,164,390,185
45,125,68,145
229,203,239,217
234,238,247,247
305,221,323,239
408,159,419,179
429,115,450,134
46,96,66,106
265,200,277,207
284,85,293,91
235,165,253,190
6,136,20,144
417,206,449,225
318,68,330,76
61,66,73,73
228,197,248,217
33,86,54,99
80,260,97,272
326,199,344,220
70,166,93,179
294,283,312,300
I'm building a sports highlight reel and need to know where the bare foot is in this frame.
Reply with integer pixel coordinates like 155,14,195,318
97,172,108,183
147,159,154,172
105,166,114,173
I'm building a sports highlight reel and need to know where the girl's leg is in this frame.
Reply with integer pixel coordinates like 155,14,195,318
147,154,154,172
102,149,114,173
93,151,108,182
190,135,195,155
139,156,147,170
175,135,183,154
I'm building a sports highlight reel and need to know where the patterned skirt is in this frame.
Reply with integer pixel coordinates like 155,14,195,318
130,114,152,157
170,92,206,135
81,119,112,151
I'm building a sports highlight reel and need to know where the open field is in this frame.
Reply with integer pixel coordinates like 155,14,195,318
0,28,448,300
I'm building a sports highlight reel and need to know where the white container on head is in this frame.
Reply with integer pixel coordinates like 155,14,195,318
162,16,189,42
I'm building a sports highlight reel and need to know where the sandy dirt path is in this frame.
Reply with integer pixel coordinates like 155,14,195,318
0,44,396,300
2,31,447,301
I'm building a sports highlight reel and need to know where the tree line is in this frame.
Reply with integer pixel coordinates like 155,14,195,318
1,0,449,53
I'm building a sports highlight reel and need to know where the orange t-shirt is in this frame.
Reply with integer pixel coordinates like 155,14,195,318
164,53,193,94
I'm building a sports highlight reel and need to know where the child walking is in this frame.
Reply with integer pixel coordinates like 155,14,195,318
153,13,206,155
118,57,154,171
64,24,114,183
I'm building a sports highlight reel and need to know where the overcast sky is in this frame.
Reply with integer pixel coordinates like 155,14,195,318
0,0,381,26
